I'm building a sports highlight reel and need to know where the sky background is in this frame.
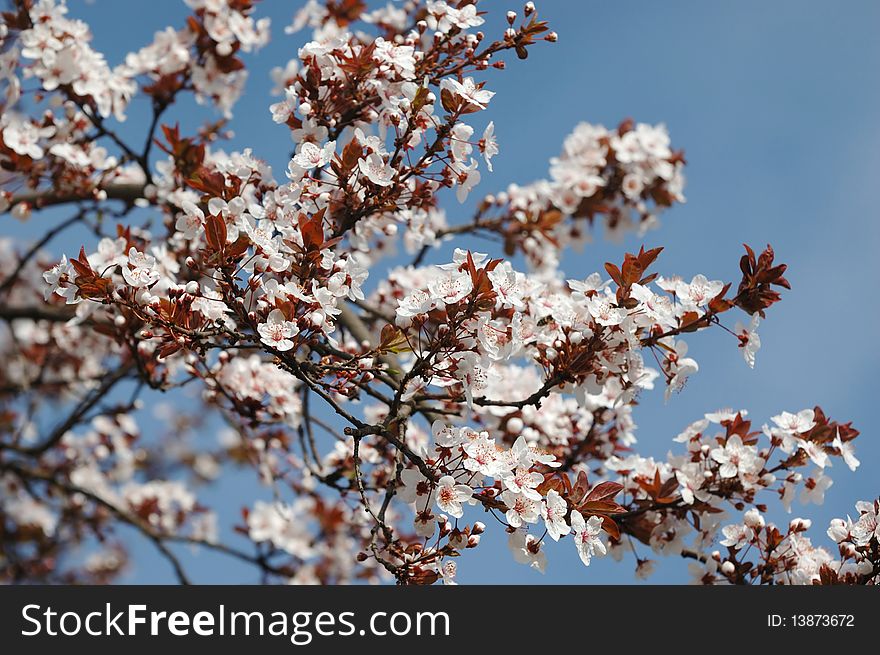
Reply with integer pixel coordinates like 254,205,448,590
6,0,879,584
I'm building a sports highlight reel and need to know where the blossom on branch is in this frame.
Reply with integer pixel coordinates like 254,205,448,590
0,0,869,587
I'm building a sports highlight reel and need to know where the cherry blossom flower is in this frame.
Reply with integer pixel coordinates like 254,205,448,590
451,158,482,203
675,462,708,505
358,153,394,187
734,314,761,368
630,283,675,329
396,289,437,324
833,430,860,471
291,118,328,145
570,510,606,566
771,409,816,435
440,560,457,585
435,476,472,518
292,140,336,170
541,489,571,541
766,408,817,453
501,490,541,528
42,255,79,304
479,122,498,171
414,509,438,538
121,248,160,288
663,339,700,399
2,116,54,159
427,270,473,306
719,522,752,550
374,37,416,76
397,469,435,506
677,274,724,309
432,421,466,448
800,470,833,505
257,309,298,351
463,433,500,478
498,437,554,473
487,260,525,309
270,87,298,124
850,501,879,547
798,440,829,469
586,291,627,327
502,467,543,501
508,530,547,573
710,434,763,480
175,200,204,239
440,77,495,109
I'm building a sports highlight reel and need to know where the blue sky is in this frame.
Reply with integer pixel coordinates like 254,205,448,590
9,0,879,584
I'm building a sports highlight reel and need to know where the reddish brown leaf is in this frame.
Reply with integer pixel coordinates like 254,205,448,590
204,214,227,252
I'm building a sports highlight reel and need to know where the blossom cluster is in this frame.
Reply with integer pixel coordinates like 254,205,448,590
390,423,610,579
0,0,270,221
473,119,687,275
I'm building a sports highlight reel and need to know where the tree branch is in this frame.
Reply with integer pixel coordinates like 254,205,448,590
4,182,146,215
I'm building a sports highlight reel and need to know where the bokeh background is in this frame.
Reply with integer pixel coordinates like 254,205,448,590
6,0,879,583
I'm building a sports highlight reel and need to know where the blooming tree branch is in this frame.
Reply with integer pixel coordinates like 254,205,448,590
0,0,874,586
